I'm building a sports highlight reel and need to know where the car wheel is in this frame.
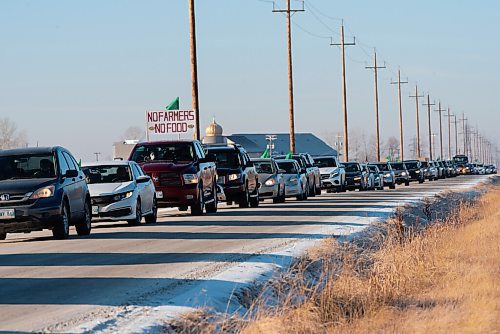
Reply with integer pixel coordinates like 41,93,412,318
405,180,410,186
280,186,286,203
390,182,396,189
273,186,281,204
75,199,92,236
191,186,205,215
128,200,142,225
0,233,6,240
145,197,158,223
309,181,316,198
53,201,70,240
239,185,250,208
419,178,424,184
205,185,218,213
250,187,259,208
315,182,322,195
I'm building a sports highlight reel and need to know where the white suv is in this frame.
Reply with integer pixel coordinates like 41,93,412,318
313,156,346,193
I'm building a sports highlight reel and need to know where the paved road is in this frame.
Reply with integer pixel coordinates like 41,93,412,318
0,175,492,333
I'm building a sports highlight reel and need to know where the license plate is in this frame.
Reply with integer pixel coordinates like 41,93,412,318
0,209,15,220
92,206,99,215
155,191,163,199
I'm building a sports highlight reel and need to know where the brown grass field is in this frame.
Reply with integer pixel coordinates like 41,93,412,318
241,185,500,334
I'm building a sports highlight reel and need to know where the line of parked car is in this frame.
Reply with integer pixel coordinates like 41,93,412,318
0,142,496,240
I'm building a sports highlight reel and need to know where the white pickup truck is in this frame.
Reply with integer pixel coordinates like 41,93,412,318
313,155,346,193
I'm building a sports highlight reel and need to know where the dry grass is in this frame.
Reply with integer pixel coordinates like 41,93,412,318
241,185,500,334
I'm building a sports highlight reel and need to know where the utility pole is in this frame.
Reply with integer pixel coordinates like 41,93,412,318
188,0,201,140
444,107,455,160
390,69,408,161
273,1,304,154
365,50,385,161
409,85,424,159
331,23,355,161
460,113,467,155
453,114,458,156
94,152,101,162
423,95,435,160
435,102,446,160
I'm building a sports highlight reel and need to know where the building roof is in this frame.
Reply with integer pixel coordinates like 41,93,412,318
229,133,337,156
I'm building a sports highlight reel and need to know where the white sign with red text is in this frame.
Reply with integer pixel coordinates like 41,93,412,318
146,110,196,138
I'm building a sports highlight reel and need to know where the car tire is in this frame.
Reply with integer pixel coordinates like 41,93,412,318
191,186,205,216
128,200,143,225
239,186,250,208
75,200,92,236
179,206,189,212
53,201,70,240
205,185,218,214
280,186,286,203
0,233,6,240
145,197,158,223
389,182,396,189
273,186,281,204
250,188,259,208
309,182,316,198
405,180,410,186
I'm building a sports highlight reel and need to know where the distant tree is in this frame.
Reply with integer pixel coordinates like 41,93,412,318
0,118,27,150
121,126,144,141
383,136,399,161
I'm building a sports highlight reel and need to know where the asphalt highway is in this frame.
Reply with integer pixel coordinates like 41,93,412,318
0,175,492,333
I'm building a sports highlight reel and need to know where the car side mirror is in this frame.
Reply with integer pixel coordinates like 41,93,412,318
136,175,150,184
64,170,78,178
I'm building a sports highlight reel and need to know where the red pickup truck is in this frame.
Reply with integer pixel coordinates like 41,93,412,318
129,140,218,215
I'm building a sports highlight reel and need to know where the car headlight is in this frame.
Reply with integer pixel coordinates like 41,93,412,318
354,176,361,181
30,185,55,200
228,174,241,181
264,178,276,186
416,170,420,173
330,171,339,177
401,172,407,176
183,174,199,184
288,177,298,185
113,191,133,202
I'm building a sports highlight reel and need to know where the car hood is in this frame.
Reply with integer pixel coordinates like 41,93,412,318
0,178,57,195
283,174,300,182
140,161,195,173
88,181,135,196
319,167,340,174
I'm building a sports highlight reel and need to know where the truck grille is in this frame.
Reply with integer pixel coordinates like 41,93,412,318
159,172,181,186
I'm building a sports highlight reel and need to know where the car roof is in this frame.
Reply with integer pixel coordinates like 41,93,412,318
136,140,196,146
0,146,59,156
251,158,273,162
275,159,297,163
206,145,240,152
82,160,131,167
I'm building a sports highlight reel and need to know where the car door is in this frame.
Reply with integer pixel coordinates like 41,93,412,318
241,152,256,193
131,163,151,213
195,142,214,198
64,152,87,213
57,151,79,216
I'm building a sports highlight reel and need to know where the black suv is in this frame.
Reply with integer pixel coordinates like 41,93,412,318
343,162,368,191
403,160,425,183
0,147,92,240
205,145,259,208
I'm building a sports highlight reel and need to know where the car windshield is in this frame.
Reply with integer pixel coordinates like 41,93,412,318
209,150,241,169
0,154,57,181
405,162,419,169
453,156,469,164
374,163,389,171
314,157,337,168
277,161,298,174
421,161,429,167
344,163,360,172
82,165,132,184
130,143,194,163
253,161,273,174
390,163,405,170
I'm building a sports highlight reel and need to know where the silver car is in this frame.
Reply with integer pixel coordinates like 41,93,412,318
367,164,384,190
82,161,157,226
251,158,286,203
275,159,308,201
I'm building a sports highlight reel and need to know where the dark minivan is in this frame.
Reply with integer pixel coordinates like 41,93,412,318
0,147,92,240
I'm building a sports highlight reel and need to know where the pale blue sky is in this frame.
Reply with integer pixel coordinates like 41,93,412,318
0,0,498,160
